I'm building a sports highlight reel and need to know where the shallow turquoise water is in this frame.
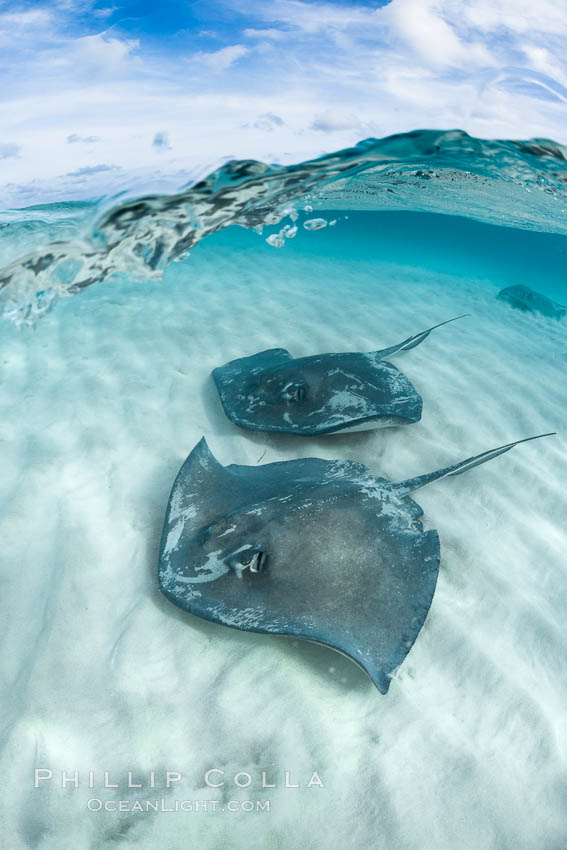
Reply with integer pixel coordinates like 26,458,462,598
196,210,567,300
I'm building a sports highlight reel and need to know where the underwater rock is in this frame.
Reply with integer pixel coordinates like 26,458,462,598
158,433,554,693
213,316,467,436
497,285,566,320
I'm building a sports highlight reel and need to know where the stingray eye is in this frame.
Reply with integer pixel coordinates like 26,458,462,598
280,382,306,403
229,548,267,575
248,550,266,573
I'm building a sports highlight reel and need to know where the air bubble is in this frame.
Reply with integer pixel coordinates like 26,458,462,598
303,218,327,231
266,233,285,248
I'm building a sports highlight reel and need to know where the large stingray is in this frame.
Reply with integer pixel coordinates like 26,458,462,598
497,285,566,320
158,432,553,693
212,316,468,436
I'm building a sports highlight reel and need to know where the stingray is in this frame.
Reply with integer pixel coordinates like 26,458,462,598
158,432,554,693
212,316,468,436
497,285,566,320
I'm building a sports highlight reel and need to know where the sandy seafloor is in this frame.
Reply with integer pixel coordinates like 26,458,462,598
1,211,566,849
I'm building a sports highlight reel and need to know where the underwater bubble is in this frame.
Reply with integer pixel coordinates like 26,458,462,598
303,218,328,231
266,233,285,248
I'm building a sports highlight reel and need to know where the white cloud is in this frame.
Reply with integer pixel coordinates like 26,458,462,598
0,143,21,160
243,112,285,131
243,27,287,40
383,0,493,68
247,0,379,34
65,163,119,177
193,44,249,72
310,109,377,134
462,0,567,35
0,9,52,27
67,133,101,143
152,131,172,150
93,6,118,18
70,32,139,72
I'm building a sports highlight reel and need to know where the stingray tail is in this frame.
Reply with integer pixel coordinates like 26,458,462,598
390,433,556,497
375,314,470,360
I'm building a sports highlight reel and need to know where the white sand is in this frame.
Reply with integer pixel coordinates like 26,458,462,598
1,229,566,849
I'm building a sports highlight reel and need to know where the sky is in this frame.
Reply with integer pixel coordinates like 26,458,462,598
1,0,567,206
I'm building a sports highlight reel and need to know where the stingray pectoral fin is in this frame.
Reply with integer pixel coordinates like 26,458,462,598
333,645,393,694
212,348,293,386
171,437,226,493
160,437,233,545
375,314,470,360
390,432,557,497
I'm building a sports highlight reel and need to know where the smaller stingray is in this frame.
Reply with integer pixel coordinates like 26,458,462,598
212,316,468,436
158,432,554,693
498,285,566,320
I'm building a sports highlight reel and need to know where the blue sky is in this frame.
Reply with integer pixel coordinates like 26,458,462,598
1,0,567,206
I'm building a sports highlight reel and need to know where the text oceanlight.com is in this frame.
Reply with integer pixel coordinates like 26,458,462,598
87,798,271,813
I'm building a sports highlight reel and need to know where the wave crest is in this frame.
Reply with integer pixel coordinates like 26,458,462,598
1,129,566,326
